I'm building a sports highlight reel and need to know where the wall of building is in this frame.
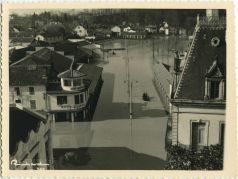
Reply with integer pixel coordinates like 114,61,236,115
35,34,45,41
10,118,53,170
47,91,89,111
75,26,88,37
9,85,46,110
172,106,225,147
122,33,146,39
46,35,63,43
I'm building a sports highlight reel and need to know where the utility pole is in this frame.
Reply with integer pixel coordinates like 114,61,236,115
129,81,132,120
102,43,105,62
124,36,133,155
152,37,155,64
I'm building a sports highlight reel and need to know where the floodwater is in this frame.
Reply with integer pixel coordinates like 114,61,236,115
53,36,189,170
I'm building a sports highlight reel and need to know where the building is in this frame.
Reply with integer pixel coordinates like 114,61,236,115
94,28,111,39
35,23,65,43
170,10,226,150
9,45,34,64
10,47,103,123
111,26,121,37
123,26,131,32
74,25,88,37
122,31,147,39
145,25,157,34
30,39,102,64
9,107,53,170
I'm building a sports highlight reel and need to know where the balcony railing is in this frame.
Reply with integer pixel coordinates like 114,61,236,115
198,16,226,27
59,103,85,110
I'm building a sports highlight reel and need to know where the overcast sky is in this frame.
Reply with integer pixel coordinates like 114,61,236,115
10,9,84,16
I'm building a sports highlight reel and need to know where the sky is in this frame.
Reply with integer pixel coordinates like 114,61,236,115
10,9,84,16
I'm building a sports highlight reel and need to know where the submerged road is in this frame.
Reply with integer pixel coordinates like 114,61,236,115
54,38,189,169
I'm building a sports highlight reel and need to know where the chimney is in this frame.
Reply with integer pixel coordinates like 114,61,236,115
206,9,219,21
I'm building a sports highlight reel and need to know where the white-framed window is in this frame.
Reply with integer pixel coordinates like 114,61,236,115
191,120,209,150
205,78,225,100
73,79,82,86
219,122,225,146
74,93,84,104
14,87,20,96
64,79,71,86
30,100,36,109
57,96,67,105
29,87,35,95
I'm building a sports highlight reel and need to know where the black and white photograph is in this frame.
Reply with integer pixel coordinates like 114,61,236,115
5,6,231,172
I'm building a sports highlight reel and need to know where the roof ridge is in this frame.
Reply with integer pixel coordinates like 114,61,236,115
174,25,200,99
10,47,45,67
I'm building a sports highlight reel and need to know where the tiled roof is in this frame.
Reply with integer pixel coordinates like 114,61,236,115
9,46,34,64
10,66,48,86
58,69,86,78
174,26,226,100
46,64,102,93
11,47,73,73
10,48,73,86
31,40,92,63
9,107,47,156
80,64,103,94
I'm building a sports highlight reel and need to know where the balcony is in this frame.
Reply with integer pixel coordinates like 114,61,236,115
60,103,85,110
198,16,226,28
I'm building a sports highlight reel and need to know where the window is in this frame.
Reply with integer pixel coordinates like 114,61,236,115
210,80,220,99
75,93,84,104
198,127,205,144
205,78,225,100
15,99,21,103
28,65,37,71
192,122,207,150
14,87,20,96
64,79,71,86
30,100,36,109
73,79,82,86
57,96,67,105
80,93,84,103
29,87,35,95
75,95,79,104
43,93,46,100
220,123,225,146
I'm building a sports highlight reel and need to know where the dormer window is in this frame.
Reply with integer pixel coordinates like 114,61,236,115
73,79,82,86
57,64,86,92
64,79,71,86
210,80,220,99
205,79,225,99
204,58,225,100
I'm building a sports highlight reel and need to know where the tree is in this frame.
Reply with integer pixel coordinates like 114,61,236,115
165,145,224,170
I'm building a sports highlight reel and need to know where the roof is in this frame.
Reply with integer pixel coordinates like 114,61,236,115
10,48,73,86
9,107,47,156
9,46,34,64
11,47,73,73
30,40,92,62
58,69,86,78
47,63,102,93
174,25,226,100
10,66,48,86
80,64,103,94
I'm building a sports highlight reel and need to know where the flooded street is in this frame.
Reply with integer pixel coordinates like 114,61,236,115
54,37,189,169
